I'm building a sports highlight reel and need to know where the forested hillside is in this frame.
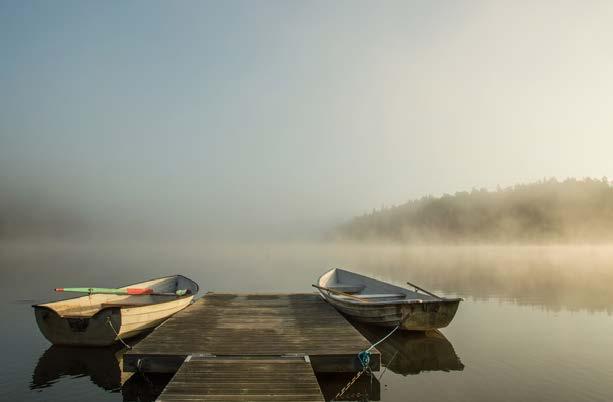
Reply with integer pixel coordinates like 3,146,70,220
337,178,613,243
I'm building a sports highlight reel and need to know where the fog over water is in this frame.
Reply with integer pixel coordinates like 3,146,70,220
3,240,612,314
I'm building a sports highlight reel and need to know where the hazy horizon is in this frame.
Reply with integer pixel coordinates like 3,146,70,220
2,1,613,240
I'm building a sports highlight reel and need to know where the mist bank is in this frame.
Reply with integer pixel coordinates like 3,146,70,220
2,240,612,313
6,177,613,244
0,181,329,242
336,178,613,244
0,188,87,241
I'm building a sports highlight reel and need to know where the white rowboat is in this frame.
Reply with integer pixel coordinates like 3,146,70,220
33,275,198,346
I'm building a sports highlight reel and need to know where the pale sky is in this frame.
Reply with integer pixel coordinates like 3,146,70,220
1,1,612,238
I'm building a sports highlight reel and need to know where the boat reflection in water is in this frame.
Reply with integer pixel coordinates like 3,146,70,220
317,323,463,401
31,344,130,392
31,343,171,401
351,321,464,376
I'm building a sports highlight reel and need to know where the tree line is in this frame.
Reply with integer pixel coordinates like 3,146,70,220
336,178,613,243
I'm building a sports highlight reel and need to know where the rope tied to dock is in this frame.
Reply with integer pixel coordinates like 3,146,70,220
106,316,132,349
359,323,401,369
334,323,401,400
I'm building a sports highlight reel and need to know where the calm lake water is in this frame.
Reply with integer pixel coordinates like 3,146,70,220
1,241,612,401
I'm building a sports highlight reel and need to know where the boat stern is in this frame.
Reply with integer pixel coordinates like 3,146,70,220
33,305,122,347
400,299,461,331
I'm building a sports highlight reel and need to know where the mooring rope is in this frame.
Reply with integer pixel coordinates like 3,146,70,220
367,324,401,352
358,323,401,368
106,316,132,349
333,323,402,400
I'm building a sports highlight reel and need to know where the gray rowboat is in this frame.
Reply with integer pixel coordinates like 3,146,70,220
315,268,461,331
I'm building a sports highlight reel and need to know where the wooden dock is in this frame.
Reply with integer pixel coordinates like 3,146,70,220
157,356,324,401
124,293,380,401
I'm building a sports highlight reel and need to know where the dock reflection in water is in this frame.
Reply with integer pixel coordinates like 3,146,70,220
318,372,381,401
121,372,172,402
351,321,464,376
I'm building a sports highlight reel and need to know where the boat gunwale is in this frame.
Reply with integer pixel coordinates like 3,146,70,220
321,294,463,306
31,274,199,309
32,292,195,318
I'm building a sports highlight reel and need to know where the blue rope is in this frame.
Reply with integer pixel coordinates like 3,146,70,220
358,350,371,368
358,324,401,369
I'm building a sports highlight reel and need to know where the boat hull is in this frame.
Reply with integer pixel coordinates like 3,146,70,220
323,296,460,330
33,274,198,346
317,268,461,331
34,296,194,346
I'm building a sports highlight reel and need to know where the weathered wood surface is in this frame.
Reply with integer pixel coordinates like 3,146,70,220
157,357,324,402
125,293,379,373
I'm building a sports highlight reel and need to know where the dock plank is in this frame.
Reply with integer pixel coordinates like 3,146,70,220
157,358,324,402
125,293,379,373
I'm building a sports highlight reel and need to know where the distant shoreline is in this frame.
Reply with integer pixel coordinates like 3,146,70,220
336,178,613,244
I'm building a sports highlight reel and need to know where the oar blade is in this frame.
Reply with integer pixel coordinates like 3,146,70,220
126,288,154,295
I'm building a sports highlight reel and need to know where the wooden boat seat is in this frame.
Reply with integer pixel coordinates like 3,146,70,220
328,285,365,294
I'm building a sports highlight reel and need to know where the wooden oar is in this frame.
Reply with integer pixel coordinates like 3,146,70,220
406,281,443,300
312,284,367,303
54,287,189,296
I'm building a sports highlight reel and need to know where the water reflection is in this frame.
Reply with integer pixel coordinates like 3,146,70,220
316,322,463,401
31,344,130,391
121,373,172,402
332,244,613,313
351,322,464,376
317,372,380,401
4,241,612,402
31,342,171,401
31,343,382,402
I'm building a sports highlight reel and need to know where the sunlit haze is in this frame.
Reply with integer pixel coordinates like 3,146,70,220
2,1,612,239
